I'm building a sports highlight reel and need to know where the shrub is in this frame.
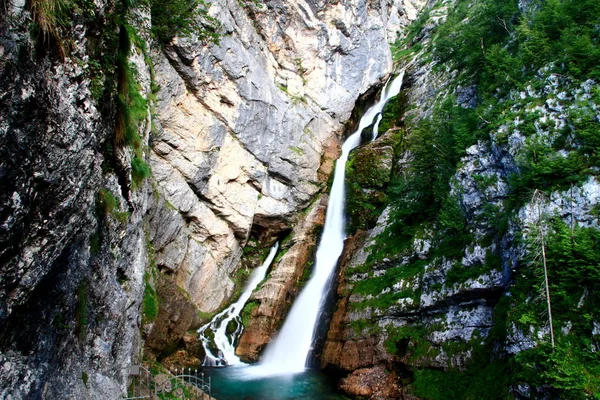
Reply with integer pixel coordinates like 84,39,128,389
150,0,220,44
142,282,158,324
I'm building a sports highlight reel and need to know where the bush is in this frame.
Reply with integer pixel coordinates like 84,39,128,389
142,282,158,324
150,0,220,44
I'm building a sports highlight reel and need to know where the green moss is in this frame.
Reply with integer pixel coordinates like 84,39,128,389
97,189,129,223
384,324,429,358
90,231,101,254
81,370,89,386
240,300,258,326
445,249,501,286
345,134,399,233
377,91,408,137
142,282,158,324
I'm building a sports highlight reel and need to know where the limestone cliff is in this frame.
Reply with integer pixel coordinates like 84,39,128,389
0,0,153,398
146,0,426,361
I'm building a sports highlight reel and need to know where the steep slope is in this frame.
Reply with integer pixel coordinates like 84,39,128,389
322,0,600,398
0,0,153,398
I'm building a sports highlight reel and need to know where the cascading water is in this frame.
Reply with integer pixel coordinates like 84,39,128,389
199,242,279,366
243,71,406,377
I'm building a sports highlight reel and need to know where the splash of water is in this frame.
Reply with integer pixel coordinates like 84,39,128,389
199,242,279,366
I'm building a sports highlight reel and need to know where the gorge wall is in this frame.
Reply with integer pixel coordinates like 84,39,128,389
320,0,600,398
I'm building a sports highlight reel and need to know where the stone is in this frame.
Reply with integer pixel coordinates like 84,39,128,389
339,365,403,399
236,194,328,361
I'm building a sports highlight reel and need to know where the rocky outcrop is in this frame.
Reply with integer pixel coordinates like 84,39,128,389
339,365,406,399
236,194,328,361
322,0,600,397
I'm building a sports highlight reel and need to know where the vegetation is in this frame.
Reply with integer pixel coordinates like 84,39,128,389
240,300,258,327
150,0,220,44
341,0,600,398
142,273,158,324
345,135,396,232
28,0,222,191
96,189,129,223
28,0,72,57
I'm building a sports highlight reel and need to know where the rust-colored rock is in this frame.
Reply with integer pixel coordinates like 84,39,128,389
236,195,329,361
339,365,403,400
322,231,383,371
161,350,202,372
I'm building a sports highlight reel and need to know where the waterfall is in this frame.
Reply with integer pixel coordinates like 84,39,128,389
244,71,406,377
199,242,279,366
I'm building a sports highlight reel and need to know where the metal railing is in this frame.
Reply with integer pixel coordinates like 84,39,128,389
123,366,211,399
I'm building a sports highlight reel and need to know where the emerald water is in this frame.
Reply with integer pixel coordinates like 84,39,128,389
205,367,350,400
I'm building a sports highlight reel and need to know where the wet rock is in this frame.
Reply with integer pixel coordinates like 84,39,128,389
236,194,328,361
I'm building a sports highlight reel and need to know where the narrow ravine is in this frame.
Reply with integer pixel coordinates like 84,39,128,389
199,242,280,366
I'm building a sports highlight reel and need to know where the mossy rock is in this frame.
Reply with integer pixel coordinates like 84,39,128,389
345,133,397,232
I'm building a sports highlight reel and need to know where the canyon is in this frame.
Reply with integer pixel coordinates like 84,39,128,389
1,0,599,398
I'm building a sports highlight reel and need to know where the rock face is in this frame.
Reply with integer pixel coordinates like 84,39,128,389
322,0,600,398
145,0,427,359
236,194,328,361
0,1,152,398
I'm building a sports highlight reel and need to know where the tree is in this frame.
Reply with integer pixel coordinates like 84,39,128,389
528,190,555,348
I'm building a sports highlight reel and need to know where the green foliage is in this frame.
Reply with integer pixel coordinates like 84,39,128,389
28,0,73,57
369,99,476,266
142,276,158,324
354,261,423,298
96,189,129,223
131,155,151,188
345,155,391,232
373,1,600,396
503,218,600,398
81,370,89,386
435,0,521,89
240,300,258,327
435,0,600,92
150,0,220,44
377,91,407,136
445,249,501,286
114,24,153,188
90,231,101,254
411,360,511,400
517,0,600,80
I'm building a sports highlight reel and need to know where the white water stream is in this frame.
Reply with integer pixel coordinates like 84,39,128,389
199,242,279,366
244,71,407,377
